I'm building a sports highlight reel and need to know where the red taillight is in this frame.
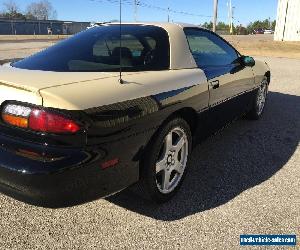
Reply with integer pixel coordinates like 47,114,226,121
29,109,80,133
2,104,80,134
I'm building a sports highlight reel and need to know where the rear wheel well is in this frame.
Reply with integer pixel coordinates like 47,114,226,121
171,108,197,136
142,107,198,157
139,107,197,177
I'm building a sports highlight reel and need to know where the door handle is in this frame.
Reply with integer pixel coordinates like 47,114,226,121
210,80,220,89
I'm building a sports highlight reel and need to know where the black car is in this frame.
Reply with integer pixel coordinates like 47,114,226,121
0,23,270,207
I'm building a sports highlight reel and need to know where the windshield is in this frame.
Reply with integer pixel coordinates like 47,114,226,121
13,25,170,72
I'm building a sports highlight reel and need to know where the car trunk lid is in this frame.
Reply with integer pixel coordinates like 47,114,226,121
0,65,118,106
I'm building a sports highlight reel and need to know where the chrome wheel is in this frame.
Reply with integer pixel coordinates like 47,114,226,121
257,80,268,115
155,127,189,194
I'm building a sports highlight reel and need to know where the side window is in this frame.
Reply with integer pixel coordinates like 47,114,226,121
184,28,238,67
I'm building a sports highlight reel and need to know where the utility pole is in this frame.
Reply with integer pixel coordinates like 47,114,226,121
227,0,233,34
231,6,235,34
213,0,218,32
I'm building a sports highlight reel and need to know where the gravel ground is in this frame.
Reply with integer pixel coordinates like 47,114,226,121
0,53,299,249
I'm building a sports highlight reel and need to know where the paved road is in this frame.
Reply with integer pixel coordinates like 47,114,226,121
0,56,299,249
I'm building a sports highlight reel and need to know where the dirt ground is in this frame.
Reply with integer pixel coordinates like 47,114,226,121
223,34,300,59
0,35,69,42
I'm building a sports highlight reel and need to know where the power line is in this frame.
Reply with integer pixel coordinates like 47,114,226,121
89,0,214,19
138,1,213,18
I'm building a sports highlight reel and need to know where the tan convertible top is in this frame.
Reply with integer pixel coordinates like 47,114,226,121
103,22,199,70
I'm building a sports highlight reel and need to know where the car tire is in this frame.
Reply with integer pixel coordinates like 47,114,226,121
139,117,192,203
247,76,269,120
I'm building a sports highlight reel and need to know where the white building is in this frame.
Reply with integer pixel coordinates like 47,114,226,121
274,0,300,41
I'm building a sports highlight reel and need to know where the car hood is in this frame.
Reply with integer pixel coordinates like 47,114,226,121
0,65,118,93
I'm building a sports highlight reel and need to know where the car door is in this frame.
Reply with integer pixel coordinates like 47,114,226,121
184,28,255,129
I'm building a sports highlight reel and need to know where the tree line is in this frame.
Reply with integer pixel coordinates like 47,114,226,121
0,0,57,20
201,19,276,35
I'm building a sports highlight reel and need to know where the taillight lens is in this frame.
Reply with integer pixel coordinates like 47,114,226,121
2,104,80,134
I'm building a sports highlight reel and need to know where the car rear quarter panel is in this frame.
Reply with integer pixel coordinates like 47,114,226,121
40,69,207,110
38,67,208,160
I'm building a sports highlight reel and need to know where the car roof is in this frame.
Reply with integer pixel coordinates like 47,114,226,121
102,22,199,69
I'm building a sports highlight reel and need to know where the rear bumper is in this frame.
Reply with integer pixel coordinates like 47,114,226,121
0,133,139,207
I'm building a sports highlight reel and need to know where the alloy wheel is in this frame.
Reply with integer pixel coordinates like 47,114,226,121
155,127,189,194
257,81,268,115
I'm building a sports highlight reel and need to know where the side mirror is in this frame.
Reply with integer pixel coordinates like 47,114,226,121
242,56,255,67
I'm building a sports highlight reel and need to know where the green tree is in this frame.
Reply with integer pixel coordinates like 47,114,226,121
217,22,229,30
202,21,213,30
247,19,276,33
271,20,276,30
201,21,239,35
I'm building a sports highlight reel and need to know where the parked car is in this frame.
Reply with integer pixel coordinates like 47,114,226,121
87,21,111,29
252,28,265,34
264,29,274,34
87,22,101,29
0,22,270,207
